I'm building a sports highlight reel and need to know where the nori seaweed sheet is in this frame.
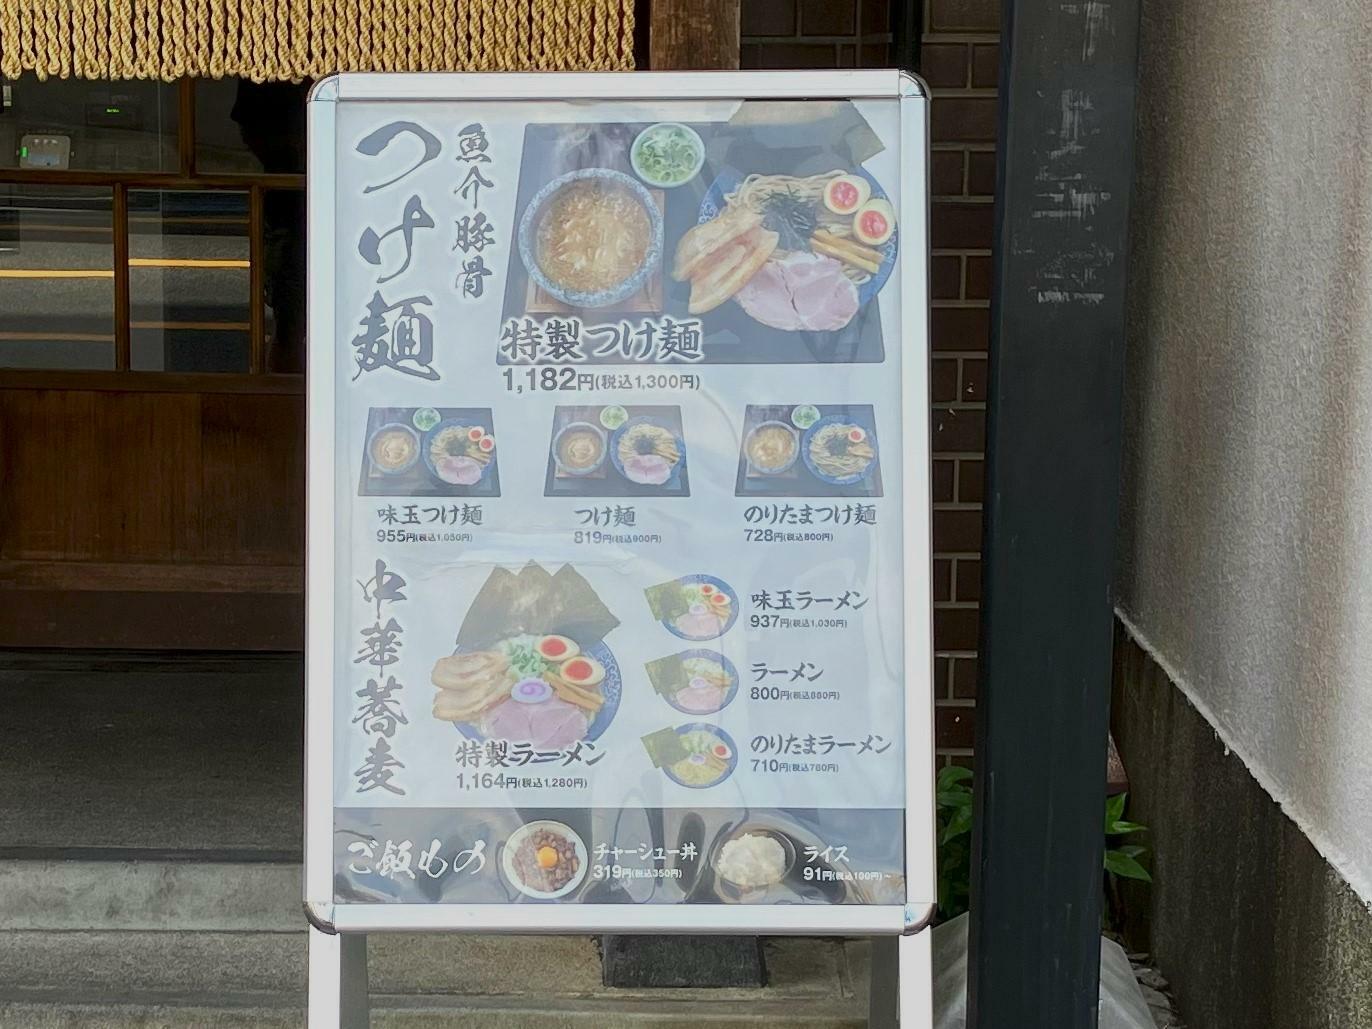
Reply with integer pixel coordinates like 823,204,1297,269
455,562,620,650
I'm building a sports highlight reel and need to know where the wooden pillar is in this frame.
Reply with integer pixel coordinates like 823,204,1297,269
647,0,740,70
968,0,1142,1025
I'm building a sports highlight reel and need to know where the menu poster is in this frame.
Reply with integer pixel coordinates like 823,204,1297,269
311,78,928,920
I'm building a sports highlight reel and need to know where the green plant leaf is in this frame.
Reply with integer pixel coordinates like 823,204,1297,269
937,790,974,808
1105,793,1127,828
940,824,971,847
937,765,974,789
940,807,973,844
1118,845,1147,858
1104,849,1152,882
1108,820,1149,836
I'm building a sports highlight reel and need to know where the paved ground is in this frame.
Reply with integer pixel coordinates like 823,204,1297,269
0,651,303,855
1130,954,1187,1029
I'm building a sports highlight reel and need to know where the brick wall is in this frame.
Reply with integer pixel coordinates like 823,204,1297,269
743,0,999,766
740,0,892,67
923,0,996,766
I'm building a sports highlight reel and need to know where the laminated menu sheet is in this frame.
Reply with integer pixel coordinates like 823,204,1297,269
305,70,934,934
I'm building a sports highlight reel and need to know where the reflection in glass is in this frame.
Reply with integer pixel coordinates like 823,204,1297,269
129,190,251,373
195,79,310,175
0,74,178,172
197,79,309,373
0,186,115,369
262,189,307,373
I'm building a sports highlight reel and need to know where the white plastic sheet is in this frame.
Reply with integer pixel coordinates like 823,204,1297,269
932,914,1156,1029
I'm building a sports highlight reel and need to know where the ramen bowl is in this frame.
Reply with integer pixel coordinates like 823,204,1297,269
662,723,737,789
518,168,663,309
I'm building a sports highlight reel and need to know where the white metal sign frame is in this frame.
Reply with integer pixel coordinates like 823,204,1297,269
305,67,934,1024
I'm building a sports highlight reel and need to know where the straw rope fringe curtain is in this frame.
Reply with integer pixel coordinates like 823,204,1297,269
0,0,636,81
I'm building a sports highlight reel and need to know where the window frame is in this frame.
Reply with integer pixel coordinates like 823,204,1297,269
0,77,306,385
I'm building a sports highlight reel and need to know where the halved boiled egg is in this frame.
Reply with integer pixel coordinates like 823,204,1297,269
823,174,872,216
560,655,605,688
536,634,579,661
853,198,896,246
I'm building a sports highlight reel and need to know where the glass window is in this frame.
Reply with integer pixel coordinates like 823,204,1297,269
0,74,178,172
0,185,115,369
0,76,308,376
129,190,251,373
262,189,307,374
195,79,309,175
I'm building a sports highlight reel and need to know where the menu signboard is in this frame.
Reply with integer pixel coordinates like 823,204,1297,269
305,71,934,936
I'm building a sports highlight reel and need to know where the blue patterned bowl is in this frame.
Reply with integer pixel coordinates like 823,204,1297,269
518,168,663,309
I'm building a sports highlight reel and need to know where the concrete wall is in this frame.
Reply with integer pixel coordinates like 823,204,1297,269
1112,633,1372,1028
1118,0,1372,907
1118,0,1372,1021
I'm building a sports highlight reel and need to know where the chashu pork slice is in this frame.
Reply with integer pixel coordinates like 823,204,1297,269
731,258,796,329
672,206,763,282
735,251,859,331
433,675,512,721
431,652,514,721
481,696,588,749
687,226,779,314
786,253,861,330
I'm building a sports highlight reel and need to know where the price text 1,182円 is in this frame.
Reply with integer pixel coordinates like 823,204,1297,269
501,367,701,394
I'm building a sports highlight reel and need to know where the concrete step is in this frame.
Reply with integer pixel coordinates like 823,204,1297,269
0,991,869,1027
0,858,300,931
0,929,864,1000
0,855,870,1024
0,935,870,1027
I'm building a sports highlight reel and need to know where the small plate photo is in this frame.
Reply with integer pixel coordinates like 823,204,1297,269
501,820,589,901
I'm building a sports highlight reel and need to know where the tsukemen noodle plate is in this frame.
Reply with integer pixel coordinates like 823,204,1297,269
800,413,880,487
698,165,898,308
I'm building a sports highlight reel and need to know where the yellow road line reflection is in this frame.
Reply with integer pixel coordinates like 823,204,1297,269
0,258,250,278
129,258,250,269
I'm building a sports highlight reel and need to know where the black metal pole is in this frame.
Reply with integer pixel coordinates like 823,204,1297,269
967,1,1141,1027
890,0,923,72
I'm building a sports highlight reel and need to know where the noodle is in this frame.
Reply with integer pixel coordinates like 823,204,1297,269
670,729,732,786
681,656,731,687
808,423,876,479
617,423,678,464
723,170,874,284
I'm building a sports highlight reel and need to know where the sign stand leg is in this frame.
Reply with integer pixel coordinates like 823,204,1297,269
308,927,370,1029
899,930,932,1025
870,931,933,1027
870,936,899,1028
